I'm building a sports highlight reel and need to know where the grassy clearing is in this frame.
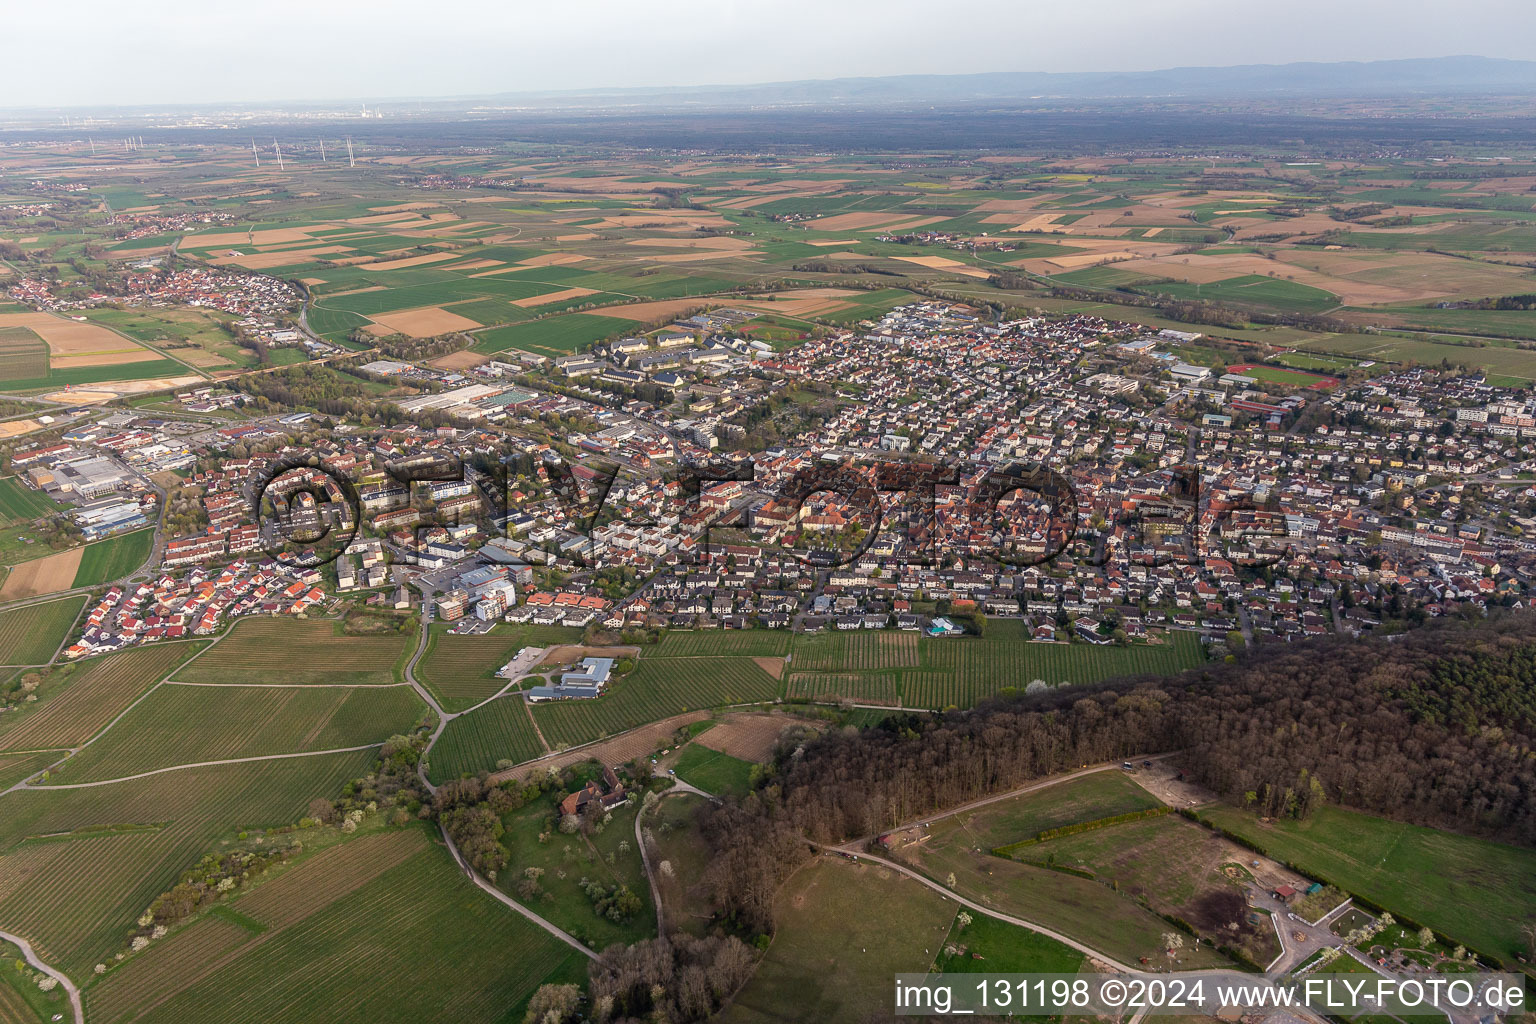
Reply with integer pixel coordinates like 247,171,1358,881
672,742,755,797
941,770,1163,851
497,798,655,950
1198,803,1536,965
0,594,86,665
934,911,1084,975
71,529,153,587
175,617,412,685
717,858,956,1024
648,793,715,936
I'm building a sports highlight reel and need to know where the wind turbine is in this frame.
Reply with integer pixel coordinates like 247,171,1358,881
273,139,285,172
319,138,327,162
346,137,355,168
251,139,260,167
88,137,96,156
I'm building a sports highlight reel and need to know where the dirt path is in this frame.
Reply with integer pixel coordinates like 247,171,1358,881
0,927,81,1024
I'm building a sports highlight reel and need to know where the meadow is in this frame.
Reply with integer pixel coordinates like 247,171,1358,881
1198,803,1536,965
174,617,411,685
497,799,655,950
530,657,782,751
939,770,1163,851
671,741,755,797
716,858,957,1024
471,312,629,355
85,825,585,1024
646,793,715,936
0,594,87,665
51,682,424,783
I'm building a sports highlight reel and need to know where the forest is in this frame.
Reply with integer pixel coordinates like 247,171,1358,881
698,610,1536,937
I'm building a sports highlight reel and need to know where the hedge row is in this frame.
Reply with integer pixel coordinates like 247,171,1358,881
993,806,1171,857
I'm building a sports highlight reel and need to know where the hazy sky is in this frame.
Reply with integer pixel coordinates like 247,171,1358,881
11,0,1536,108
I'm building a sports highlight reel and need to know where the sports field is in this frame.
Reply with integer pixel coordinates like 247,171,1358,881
174,617,411,685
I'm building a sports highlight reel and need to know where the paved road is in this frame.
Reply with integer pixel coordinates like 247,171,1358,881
0,928,81,1024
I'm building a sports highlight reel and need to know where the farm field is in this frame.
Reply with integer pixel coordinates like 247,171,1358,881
174,617,411,685
71,529,154,588
86,825,585,1024
1198,803,1536,965
530,656,782,750
497,798,655,950
416,622,582,712
933,912,1084,976
716,858,957,1024
785,631,1205,709
0,594,87,665
470,312,628,355
0,748,378,976
51,682,425,783
935,769,1164,852
428,695,546,782
1146,274,1341,314
0,546,84,601
0,643,196,753
0,477,61,522
671,741,755,797
1294,329,1536,379
654,629,792,658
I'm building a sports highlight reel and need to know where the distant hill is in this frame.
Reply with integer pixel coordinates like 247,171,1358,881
489,56,1536,109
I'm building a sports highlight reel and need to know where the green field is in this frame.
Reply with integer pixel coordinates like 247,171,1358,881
0,644,197,753
51,682,425,783
429,695,546,782
0,477,62,522
717,858,957,1024
784,630,1205,710
471,312,628,355
71,529,153,587
0,749,378,976
85,825,585,1024
671,742,755,797
416,622,582,712
1226,363,1336,388
0,326,49,384
0,594,87,665
1198,803,1536,965
1148,275,1341,315
0,357,193,393
1295,329,1536,379
496,798,654,950
654,630,792,658
175,617,411,685
530,657,782,750
943,770,1163,851
933,912,1084,976
647,793,716,935
897,771,1230,970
